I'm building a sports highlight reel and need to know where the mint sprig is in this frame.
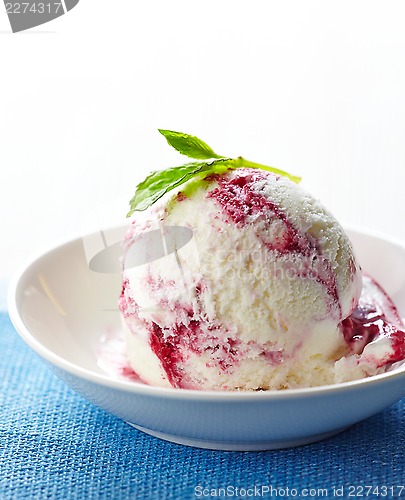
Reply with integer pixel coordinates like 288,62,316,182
127,130,301,216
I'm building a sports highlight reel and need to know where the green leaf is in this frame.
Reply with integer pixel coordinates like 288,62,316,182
235,157,302,184
127,158,233,215
158,129,222,160
127,129,302,215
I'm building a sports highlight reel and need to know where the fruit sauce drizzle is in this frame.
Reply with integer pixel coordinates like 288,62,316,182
341,275,405,366
111,273,405,388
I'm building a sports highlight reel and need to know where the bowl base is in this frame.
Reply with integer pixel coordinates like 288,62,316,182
127,423,350,451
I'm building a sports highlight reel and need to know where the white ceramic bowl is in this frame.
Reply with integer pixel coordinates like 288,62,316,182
8,226,405,451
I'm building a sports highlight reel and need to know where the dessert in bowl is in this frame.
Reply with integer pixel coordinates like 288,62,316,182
8,131,405,450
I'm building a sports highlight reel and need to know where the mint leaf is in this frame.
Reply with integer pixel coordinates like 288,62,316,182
158,129,222,160
235,157,302,184
127,158,233,215
127,130,301,215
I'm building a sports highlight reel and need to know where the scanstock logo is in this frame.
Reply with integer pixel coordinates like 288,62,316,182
4,0,79,32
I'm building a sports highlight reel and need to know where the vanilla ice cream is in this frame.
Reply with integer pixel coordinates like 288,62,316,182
118,167,404,390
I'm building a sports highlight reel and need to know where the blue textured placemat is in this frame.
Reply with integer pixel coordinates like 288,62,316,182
1,312,405,500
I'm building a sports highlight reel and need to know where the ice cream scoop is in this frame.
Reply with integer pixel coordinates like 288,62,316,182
119,130,405,391
120,168,365,389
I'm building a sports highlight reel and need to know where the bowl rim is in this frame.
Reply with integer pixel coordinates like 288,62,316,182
7,223,405,402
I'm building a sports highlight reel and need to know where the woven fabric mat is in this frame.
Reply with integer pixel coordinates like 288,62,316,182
1,313,405,499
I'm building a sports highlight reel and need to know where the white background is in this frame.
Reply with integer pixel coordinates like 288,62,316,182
1,1,405,300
